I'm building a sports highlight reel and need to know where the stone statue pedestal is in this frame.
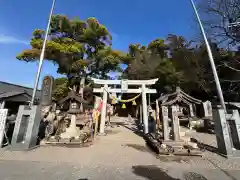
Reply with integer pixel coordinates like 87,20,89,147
60,114,80,139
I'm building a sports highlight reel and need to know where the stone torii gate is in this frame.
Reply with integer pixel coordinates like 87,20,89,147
92,78,158,134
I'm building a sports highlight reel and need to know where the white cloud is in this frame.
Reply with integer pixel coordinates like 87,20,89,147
0,34,28,45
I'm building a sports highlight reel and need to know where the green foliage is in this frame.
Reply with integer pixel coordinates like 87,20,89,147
122,39,184,92
52,77,68,101
16,14,240,102
16,15,127,81
122,34,240,101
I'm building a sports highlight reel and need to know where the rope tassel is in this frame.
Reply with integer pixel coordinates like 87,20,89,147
122,104,126,109
132,100,136,105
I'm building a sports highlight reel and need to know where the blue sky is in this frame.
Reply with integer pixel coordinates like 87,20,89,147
0,0,199,88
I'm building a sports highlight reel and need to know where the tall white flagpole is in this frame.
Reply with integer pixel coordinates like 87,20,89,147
190,0,226,112
30,0,56,107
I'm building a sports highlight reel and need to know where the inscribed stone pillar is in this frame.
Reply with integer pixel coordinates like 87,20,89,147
213,109,233,157
234,110,240,146
203,101,212,117
170,105,180,141
189,104,194,117
79,77,85,112
0,101,5,109
40,76,54,106
161,106,169,141
140,105,143,124
142,84,148,134
156,100,160,130
207,101,212,117
0,109,8,147
99,84,108,134
226,110,240,149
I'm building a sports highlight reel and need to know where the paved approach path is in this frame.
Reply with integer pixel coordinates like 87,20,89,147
0,117,240,180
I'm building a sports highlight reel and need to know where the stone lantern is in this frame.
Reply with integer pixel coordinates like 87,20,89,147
58,90,84,140
68,100,81,114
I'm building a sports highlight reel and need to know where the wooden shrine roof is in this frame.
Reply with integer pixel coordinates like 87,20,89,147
58,90,84,105
157,87,202,106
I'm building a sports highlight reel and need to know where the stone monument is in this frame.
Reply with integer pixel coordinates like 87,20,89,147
0,109,8,147
11,76,54,151
40,76,54,106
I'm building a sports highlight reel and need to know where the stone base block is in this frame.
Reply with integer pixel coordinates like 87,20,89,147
48,136,58,142
71,138,82,143
98,132,107,136
59,138,71,143
163,140,185,148
11,105,41,151
179,131,186,137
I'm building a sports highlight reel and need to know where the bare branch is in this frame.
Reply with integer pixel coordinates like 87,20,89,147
198,0,240,45
223,62,240,72
221,79,240,82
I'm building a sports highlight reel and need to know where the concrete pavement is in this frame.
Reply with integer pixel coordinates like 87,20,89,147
0,117,239,180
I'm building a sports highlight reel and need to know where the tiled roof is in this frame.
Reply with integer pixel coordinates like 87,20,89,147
0,81,41,98
0,91,27,99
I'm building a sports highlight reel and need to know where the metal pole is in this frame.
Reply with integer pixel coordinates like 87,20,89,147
30,0,56,107
190,0,226,112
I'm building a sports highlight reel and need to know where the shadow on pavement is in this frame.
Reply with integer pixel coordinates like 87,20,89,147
124,143,152,153
132,165,209,180
105,129,120,135
190,138,226,158
115,122,144,138
183,172,208,180
132,165,180,180
157,156,191,163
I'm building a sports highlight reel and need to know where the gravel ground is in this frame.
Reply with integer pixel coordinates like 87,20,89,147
0,117,240,180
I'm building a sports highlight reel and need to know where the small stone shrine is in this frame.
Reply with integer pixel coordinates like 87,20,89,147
156,87,202,149
157,87,202,134
45,88,94,144
213,108,240,158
